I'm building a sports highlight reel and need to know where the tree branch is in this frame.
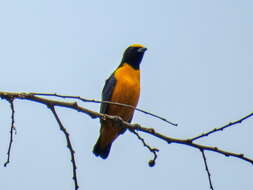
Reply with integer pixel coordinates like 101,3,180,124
49,106,79,190
1,91,252,165
1,91,253,190
131,123,253,165
0,91,100,118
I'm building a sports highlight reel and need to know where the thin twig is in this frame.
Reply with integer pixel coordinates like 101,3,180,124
200,149,214,190
190,112,253,141
130,129,159,167
49,106,79,190
30,92,178,126
4,98,16,167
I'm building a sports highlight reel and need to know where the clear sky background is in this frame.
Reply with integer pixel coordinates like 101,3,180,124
0,1,253,190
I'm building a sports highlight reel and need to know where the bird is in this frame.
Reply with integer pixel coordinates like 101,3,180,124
93,44,147,159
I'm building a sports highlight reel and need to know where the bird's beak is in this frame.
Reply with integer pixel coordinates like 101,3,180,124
137,47,147,53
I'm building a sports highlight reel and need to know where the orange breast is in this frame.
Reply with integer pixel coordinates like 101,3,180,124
107,63,140,121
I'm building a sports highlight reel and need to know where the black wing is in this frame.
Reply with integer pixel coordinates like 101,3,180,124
100,74,116,114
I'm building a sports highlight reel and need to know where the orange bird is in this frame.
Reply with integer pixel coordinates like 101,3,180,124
93,44,147,159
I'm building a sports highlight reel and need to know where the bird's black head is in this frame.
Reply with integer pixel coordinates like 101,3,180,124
120,44,147,69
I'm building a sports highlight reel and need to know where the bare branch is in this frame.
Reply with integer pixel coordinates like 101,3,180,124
4,98,16,167
30,92,177,126
200,150,214,190
0,91,252,165
190,112,253,141
1,91,253,190
49,106,79,190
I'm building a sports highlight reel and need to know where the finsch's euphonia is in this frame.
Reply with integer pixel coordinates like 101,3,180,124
93,44,147,159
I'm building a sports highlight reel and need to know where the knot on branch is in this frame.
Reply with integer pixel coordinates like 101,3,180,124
72,102,78,109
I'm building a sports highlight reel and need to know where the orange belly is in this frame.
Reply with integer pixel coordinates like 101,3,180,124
107,63,140,121
100,63,140,146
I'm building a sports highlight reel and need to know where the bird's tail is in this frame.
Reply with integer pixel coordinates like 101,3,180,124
93,136,112,159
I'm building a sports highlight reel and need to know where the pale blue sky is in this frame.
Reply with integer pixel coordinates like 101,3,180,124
0,1,253,190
